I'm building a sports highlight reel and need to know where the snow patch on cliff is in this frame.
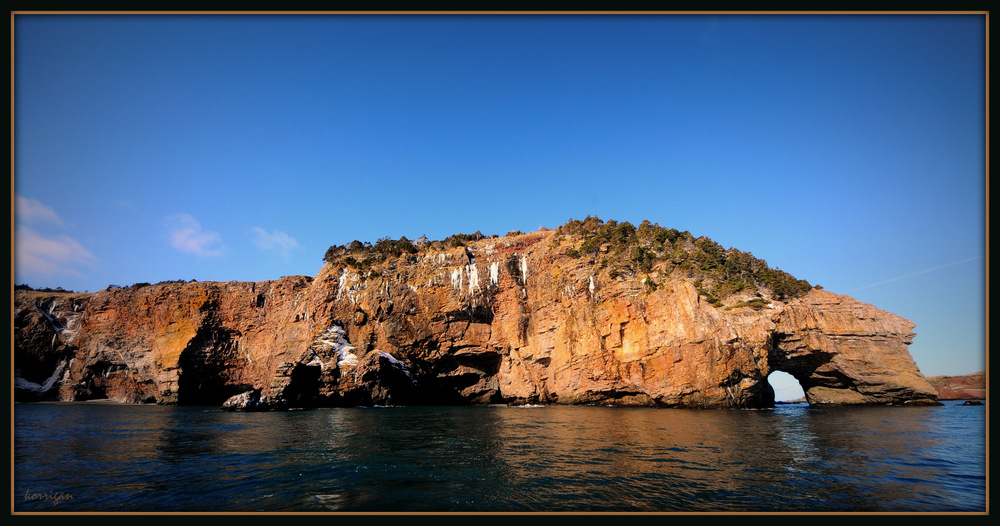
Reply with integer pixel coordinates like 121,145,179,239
15,357,70,394
38,301,66,332
422,252,449,263
315,325,358,368
378,350,415,383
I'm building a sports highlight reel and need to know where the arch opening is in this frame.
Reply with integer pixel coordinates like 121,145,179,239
768,370,806,403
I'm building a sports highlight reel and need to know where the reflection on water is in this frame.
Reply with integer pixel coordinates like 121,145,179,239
14,402,986,512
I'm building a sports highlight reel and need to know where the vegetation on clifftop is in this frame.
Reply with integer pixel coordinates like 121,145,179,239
15,284,76,293
323,231,493,270
555,216,812,304
322,216,812,304
323,236,419,271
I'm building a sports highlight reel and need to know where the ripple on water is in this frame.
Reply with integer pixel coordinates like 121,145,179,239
13,403,987,512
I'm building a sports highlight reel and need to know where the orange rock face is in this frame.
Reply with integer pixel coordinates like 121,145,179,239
925,372,986,400
14,231,940,408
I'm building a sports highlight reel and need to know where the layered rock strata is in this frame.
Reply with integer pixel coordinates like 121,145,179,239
926,372,986,400
14,230,940,409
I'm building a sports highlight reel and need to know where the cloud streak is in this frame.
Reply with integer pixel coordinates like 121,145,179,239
251,227,300,260
15,225,97,278
846,256,984,293
16,194,66,226
166,213,225,257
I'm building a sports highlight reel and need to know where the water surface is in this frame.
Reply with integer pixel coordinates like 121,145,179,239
14,401,986,512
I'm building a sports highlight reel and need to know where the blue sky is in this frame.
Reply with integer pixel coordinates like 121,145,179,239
13,14,986,398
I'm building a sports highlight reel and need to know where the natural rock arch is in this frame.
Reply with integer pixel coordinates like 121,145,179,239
769,290,939,405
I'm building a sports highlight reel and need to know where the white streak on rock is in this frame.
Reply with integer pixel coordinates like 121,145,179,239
467,263,479,293
490,261,500,287
337,270,348,301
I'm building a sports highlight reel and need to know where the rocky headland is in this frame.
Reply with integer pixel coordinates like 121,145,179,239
14,217,941,410
926,372,986,400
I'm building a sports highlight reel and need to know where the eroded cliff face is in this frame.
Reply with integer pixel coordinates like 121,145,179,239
15,277,315,405
14,230,939,409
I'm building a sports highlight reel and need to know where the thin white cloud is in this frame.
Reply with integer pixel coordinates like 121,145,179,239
166,213,225,257
846,256,984,293
15,225,97,278
251,227,300,260
16,195,66,226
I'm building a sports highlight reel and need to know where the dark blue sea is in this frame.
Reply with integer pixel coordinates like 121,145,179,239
13,401,986,513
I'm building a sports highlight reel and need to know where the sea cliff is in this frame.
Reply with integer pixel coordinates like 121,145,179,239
15,219,940,409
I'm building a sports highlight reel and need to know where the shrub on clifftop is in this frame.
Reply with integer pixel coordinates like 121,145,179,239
319,217,812,303
556,215,812,302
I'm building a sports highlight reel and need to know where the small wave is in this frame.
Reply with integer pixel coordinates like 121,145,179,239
314,494,344,510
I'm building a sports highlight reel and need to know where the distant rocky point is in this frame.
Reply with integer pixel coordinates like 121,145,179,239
15,217,941,410
926,372,985,400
